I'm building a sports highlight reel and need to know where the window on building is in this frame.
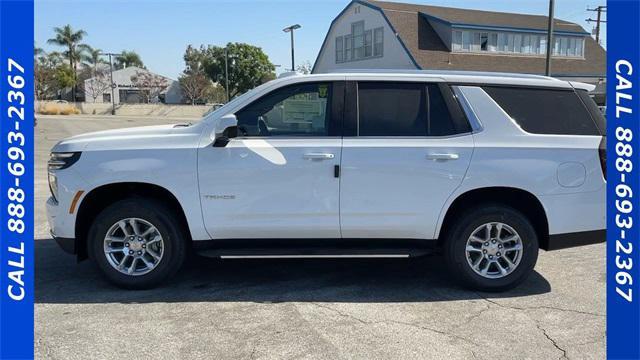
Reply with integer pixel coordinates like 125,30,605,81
364,30,373,57
471,32,481,51
344,34,352,61
450,29,585,58
373,27,383,56
483,87,601,136
532,35,540,54
103,93,111,103
522,35,530,53
336,36,344,63
352,21,365,60
453,30,463,51
507,33,515,52
497,33,507,52
489,33,498,51
462,31,471,51
480,32,489,51
336,22,383,63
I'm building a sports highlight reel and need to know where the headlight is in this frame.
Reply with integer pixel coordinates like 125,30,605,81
48,172,58,202
48,152,81,170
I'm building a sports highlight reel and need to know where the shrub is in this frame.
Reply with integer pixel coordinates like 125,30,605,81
38,102,81,115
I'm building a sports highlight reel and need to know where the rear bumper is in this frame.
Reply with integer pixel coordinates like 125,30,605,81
546,229,605,251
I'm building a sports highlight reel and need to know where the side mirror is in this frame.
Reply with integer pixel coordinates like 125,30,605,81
215,114,238,138
213,114,238,147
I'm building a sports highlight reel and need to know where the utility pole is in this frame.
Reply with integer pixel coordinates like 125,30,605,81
100,52,123,115
283,24,301,71
586,6,607,45
545,0,555,76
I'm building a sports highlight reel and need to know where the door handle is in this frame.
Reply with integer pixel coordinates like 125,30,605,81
304,153,335,160
426,153,459,161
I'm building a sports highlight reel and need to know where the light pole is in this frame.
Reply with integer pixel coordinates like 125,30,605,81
283,24,301,71
100,52,123,115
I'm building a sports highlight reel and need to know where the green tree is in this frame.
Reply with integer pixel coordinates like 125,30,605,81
35,52,68,100
115,50,145,69
190,43,275,100
54,64,76,90
47,24,87,100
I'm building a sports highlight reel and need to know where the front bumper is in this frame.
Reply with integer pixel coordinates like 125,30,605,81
52,232,76,254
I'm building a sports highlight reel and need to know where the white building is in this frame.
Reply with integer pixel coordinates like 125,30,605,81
313,0,606,103
84,66,183,104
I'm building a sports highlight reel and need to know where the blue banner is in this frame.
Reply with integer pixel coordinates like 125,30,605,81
607,0,640,359
0,0,35,359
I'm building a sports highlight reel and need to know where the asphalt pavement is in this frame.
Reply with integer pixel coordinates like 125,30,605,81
35,114,605,360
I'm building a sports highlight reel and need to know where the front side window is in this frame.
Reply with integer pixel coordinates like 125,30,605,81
236,83,333,137
357,82,467,137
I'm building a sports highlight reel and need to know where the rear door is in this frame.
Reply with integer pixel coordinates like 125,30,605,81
339,81,474,239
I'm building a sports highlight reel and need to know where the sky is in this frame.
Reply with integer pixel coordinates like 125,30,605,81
35,0,607,80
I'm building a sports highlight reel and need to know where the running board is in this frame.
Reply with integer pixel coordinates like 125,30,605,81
219,254,410,259
193,238,438,259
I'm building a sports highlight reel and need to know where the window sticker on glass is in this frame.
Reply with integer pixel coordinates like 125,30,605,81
318,85,328,98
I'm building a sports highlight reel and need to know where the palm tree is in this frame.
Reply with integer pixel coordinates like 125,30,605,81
47,24,87,101
115,50,145,70
34,43,45,59
79,44,105,75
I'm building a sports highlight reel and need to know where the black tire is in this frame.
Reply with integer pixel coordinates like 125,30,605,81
88,198,186,289
443,204,539,292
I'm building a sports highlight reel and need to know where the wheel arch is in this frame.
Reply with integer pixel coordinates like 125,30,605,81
74,182,191,261
437,187,550,250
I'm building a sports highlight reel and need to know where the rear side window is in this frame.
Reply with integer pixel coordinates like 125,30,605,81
357,82,467,136
483,87,601,136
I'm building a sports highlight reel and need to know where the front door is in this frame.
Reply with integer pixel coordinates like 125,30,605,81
198,81,344,239
340,81,474,239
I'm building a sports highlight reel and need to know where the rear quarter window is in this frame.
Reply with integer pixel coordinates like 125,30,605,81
483,86,602,136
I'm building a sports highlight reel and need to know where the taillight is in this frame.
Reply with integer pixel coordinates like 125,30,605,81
599,136,606,180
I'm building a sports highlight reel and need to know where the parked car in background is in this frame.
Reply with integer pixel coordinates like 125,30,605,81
46,70,606,291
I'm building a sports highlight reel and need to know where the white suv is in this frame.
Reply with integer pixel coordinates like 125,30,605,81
46,71,606,291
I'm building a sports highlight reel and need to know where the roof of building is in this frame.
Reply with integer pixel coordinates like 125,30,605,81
317,0,607,77
367,0,588,34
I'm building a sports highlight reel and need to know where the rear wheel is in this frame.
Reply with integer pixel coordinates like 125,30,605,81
444,205,539,291
88,198,186,289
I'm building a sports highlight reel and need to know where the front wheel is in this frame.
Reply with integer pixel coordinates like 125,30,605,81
88,198,186,289
444,205,539,292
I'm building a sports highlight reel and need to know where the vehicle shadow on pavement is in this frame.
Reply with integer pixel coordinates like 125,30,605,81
35,238,550,304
